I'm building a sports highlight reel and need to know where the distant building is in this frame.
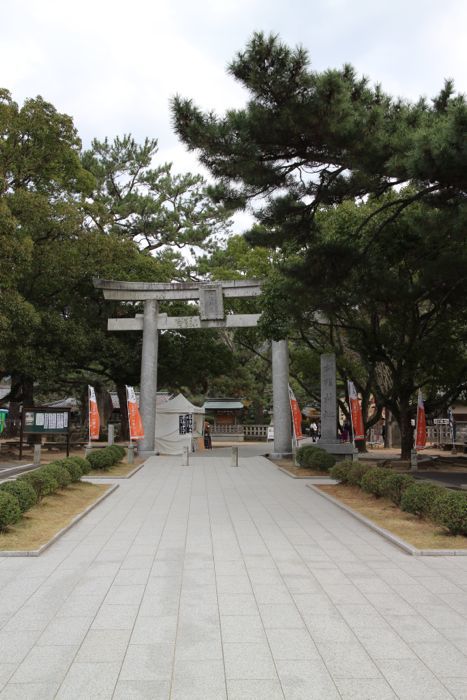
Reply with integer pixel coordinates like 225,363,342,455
202,398,245,426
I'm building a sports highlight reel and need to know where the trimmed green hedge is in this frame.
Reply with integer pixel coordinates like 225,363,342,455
0,480,37,513
296,445,336,471
0,453,91,532
327,457,467,537
346,461,371,487
0,492,22,531
431,490,467,536
400,483,442,518
65,456,91,476
87,449,115,470
296,445,321,467
329,460,353,483
361,467,391,497
18,469,58,501
380,472,415,506
42,463,72,489
87,445,126,471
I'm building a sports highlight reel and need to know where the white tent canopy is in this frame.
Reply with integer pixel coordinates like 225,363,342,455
154,393,204,455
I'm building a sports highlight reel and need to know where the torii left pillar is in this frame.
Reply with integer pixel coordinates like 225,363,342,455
139,300,158,455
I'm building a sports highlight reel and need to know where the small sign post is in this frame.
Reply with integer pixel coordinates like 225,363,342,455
20,407,71,459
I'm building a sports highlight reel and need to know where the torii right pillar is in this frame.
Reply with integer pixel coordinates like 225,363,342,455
271,339,292,456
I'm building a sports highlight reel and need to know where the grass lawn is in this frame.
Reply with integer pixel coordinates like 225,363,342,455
0,482,110,551
317,484,467,550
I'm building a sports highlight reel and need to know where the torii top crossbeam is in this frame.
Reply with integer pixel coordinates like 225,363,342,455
93,278,262,301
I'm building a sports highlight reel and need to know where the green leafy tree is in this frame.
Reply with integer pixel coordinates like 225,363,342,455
172,33,467,458
82,135,230,254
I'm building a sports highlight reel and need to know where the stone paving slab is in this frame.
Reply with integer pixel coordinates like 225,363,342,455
0,452,464,698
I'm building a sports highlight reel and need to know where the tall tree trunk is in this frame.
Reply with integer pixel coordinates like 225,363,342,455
399,398,414,460
117,383,129,441
7,374,23,437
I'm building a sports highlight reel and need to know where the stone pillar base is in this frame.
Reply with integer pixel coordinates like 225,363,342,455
316,441,358,460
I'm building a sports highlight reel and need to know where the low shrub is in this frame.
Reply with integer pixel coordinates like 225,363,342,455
400,482,442,518
381,472,415,506
0,491,22,531
329,460,353,483
347,461,371,487
87,449,115,470
107,445,124,464
431,490,467,536
296,445,322,468
42,463,72,489
66,456,91,475
309,450,336,472
19,469,58,500
361,468,391,497
0,480,37,513
59,459,83,482
109,444,125,461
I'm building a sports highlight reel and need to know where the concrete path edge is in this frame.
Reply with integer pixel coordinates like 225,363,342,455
307,483,467,556
85,461,145,480
0,482,119,558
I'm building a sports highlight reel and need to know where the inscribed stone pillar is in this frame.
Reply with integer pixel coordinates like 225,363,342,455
317,353,356,459
139,300,158,454
319,353,338,443
272,339,292,455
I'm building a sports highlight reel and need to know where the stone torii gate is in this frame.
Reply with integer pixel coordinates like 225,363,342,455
94,279,292,456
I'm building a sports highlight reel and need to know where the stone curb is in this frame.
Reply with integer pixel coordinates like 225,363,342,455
85,461,145,480
0,483,119,557
277,466,335,481
307,484,467,557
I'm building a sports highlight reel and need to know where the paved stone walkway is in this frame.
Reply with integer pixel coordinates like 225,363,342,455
0,453,466,699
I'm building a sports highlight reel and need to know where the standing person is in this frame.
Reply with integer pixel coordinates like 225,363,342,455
204,420,212,449
342,420,351,442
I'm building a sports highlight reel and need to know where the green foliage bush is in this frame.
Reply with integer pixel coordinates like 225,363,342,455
43,463,72,489
431,490,467,536
329,460,353,483
0,480,37,513
87,449,115,470
19,469,58,500
109,445,125,461
347,461,371,487
400,482,442,518
0,491,22,531
66,456,91,475
296,445,322,467
380,472,415,506
361,468,391,497
59,459,83,482
309,450,336,472
296,445,336,471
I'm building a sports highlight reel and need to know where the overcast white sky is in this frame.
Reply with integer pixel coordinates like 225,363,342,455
1,0,466,178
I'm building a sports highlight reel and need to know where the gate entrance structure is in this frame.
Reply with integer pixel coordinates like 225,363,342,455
94,279,292,456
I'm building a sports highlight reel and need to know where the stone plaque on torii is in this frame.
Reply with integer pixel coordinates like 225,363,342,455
94,278,292,456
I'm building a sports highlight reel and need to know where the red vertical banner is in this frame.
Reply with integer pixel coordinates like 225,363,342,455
288,386,303,441
126,386,145,441
347,381,365,441
88,385,100,441
415,390,426,450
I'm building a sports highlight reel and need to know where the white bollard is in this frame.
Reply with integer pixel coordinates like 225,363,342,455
127,442,134,464
410,449,418,471
231,446,239,467
33,444,41,466
182,446,190,466
107,424,114,445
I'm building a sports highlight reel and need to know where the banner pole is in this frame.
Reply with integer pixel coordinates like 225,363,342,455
347,381,355,449
87,385,91,449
